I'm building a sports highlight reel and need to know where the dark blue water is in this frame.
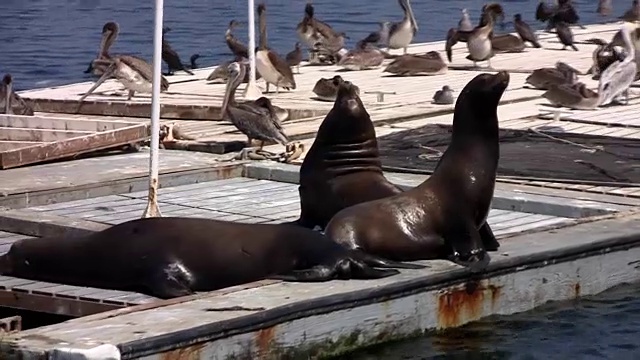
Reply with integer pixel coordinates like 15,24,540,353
0,0,613,91
345,282,640,360
1,0,637,358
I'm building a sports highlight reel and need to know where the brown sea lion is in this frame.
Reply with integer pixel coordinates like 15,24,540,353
0,217,424,299
324,72,509,272
294,80,402,230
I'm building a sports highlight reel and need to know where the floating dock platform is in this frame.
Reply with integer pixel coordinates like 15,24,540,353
0,22,640,359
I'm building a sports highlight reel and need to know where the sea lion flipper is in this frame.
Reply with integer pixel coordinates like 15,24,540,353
348,260,400,279
352,250,427,270
270,265,335,282
479,222,500,251
445,219,491,273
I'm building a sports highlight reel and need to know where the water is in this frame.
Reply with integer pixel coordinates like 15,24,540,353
0,0,610,91
343,282,640,360
0,0,635,358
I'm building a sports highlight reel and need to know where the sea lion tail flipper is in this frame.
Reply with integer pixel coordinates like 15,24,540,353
270,265,335,282
349,260,400,279
479,223,500,251
352,250,427,270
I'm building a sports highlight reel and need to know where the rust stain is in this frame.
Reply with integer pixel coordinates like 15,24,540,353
574,283,581,298
255,325,277,358
437,280,502,329
159,342,205,360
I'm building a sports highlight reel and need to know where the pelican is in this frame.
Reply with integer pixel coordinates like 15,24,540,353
432,86,455,105
255,3,296,94
162,27,195,76
221,62,289,151
542,82,601,110
225,20,249,59
84,22,148,77
361,22,392,47
296,2,342,49
207,56,262,84
620,0,640,22
446,12,495,68
311,75,360,102
337,41,385,71
597,0,613,16
526,61,580,90
383,51,447,76
514,14,542,48
458,9,473,32
598,24,639,106
0,74,34,116
285,43,303,74
388,0,418,54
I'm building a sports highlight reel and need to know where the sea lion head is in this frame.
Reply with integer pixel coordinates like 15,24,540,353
453,71,509,131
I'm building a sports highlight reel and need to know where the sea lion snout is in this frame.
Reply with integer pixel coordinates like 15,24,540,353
336,81,363,114
449,248,491,273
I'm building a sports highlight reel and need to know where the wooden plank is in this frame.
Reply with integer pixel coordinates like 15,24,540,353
0,127,94,142
0,123,149,170
0,114,136,131
0,141,46,151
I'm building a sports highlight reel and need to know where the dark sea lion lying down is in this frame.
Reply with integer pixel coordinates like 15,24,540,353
0,217,424,299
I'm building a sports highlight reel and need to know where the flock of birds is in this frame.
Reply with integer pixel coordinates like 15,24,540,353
2,0,640,155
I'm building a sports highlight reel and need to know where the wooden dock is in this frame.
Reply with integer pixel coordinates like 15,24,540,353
1,21,640,359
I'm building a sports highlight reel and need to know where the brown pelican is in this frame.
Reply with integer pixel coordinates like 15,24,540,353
0,74,34,116
80,54,169,102
225,20,249,59
221,62,289,150
526,61,580,90
597,0,613,16
296,2,342,49
446,12,495,68
337,41,385,71
598,24,639,106
361,22,391,47
458,9,473,32
480,3,506,27
162,27,195,76
588,41,626,80
255,3,296,94
207,56,262,84
285,43,303,74
492,34,526,53
554,21,578,51
432,86,454,104
514,14,541,48
542,82,601,110
383,51,447,76
311,75,359,102
388,0,418,54
620,0,640,22
84,22,148,77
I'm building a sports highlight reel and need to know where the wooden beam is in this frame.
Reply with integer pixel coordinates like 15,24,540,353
0,114,137,132
0,127,95,142
0,141,45,151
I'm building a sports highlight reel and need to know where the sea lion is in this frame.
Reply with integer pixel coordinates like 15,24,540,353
295,80,403,230
0,217,424,299
324,72,509,272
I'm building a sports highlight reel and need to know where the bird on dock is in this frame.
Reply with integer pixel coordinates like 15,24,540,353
458,9,473,32
361,22,391,47
446,12,495,68
221,61,289,152
285,43,303,74
536,0,582,30
598,23,639,106
79,55,169,104
189,54,202,69
311,75,360,102
206,56,262,84
526,61,580,90
225,20,249,59
337,40,385,71
84,22,149,77
542,82,601,110
620,0,640,22
432,86,454,105
491,34,526,53
388,0,419,54
0,74,34,116
597,0,613,16
587,40,627,80
296,2,343,50
162,27,195,76
255,3,296,94
479,3,506,28
514,14,542,48
553,21,578,51
383,51,448,76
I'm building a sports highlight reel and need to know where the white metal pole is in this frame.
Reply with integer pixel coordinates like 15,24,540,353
243,0,262,99
142,0,164,218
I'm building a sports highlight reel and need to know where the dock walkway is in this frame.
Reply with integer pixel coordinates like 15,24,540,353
1,21,640,359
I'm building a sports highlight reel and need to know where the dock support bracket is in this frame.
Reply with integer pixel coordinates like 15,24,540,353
0,315,22,333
